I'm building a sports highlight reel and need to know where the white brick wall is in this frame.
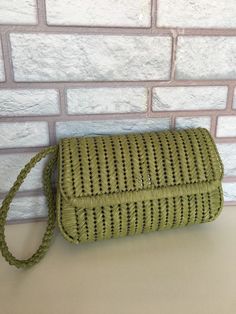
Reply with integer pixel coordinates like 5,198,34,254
56,118,170,140
223,183,236,202
0,89,60,116
0,0,236,222
175,116,211,130
176,37,236,80
10,34,172,82
152,86,227,111
0,195,47,221
217,116,236,137
46,0,151,27
0,153,48,192
0,0,37,25
67,88,147,114
217,144,236,177
157,0,236,28
0,122,49,148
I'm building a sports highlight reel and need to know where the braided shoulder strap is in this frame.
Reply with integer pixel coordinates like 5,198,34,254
0,145,58,268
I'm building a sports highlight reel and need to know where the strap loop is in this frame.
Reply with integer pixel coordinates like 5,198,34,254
0,146,58,268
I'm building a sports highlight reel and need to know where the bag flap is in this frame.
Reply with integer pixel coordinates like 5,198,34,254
58,128,223,209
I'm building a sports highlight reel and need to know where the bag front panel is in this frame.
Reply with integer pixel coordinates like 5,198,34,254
57,184,223,244
57,127,224,244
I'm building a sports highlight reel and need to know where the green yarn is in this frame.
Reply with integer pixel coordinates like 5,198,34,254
0,127,224,268
0,146,58,268
57,128,224,244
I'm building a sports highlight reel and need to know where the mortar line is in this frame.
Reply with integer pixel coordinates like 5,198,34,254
170,31,178,80
0,80,234,88
6,217,48,225
0,146,48,154
0,111,165,122
155,0,159,28
0,109,236,122
170,115,175,129
48,120,57,145
1,80,235,89
143,109,234,117
225,85,235,111
1,25,236,35
0,35,6,83
224,177,236,182
36,0,47,26
210,115,217,137
0,32,14,82
151,0,157,29
147,87,153,116
215,137,236,143
0,25,162,35
59,87,67,115
0,189,44,200
172,115,176,129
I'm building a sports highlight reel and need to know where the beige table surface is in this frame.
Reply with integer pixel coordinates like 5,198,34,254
0,206,236,314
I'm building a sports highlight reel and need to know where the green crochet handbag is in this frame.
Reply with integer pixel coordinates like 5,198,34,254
0,127,224,268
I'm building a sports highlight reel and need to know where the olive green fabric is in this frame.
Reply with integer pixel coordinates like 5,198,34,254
57,128,224,244
0,146,58,268
0,127,224,268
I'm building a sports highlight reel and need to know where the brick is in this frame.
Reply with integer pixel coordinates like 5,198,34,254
46,0,151,27
0,0,37,25
67,87,147,114
0,41,5,82
0,122,49,148
10,33,172,82
216,116,236,137
222,183,236,202
157,0,236,28
0,153,48,193
0,89,60,116
175,116,211,130
153,86,227,111
176,37,236,80
217,143,236,176
56,118,170,140
0,195,47,221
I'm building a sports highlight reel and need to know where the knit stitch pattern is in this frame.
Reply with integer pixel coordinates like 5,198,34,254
57,128,224,244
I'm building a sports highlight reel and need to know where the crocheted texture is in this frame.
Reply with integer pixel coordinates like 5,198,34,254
0,146,58,268
57,128,224,244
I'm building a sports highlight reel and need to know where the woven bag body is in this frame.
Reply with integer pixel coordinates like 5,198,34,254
57,127,224,244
